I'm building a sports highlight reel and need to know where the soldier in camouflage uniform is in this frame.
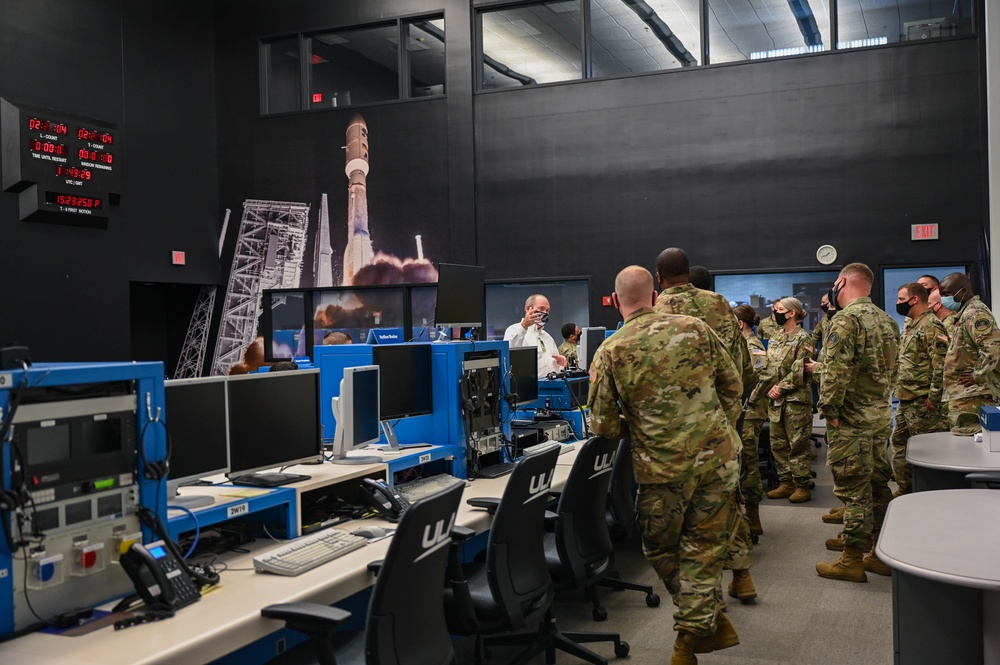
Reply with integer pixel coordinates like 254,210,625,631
815,263,898,583
559,322,580,368
655,248,757,605
588,265,742,665
939,272,1000,435
757,312,779,342
733,304,766,535
891,283,948,495
812,292,834,351
752,297,815,502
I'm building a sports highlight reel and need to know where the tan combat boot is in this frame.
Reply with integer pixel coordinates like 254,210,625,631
693,611,740,653
825,535,845,551
822,506,844,524
671,630,699,665
864,546,892,576
727,569,757,603
816,545,868,582
767,482,794,499
789,486,811,503
745,503,763,535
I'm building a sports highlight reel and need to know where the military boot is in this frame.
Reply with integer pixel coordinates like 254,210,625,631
864,546,892,576
767,482,794,499
816,545,868,582
822,506,844,524
825,534,845,551
745,503,763,535
693,612,740,654
671,630,699,665
727,569,757,603
789,486,811,503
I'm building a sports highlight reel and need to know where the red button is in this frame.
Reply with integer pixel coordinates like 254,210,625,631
79,550,97,568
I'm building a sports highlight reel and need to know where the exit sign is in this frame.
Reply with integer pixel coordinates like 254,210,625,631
911,223,939,240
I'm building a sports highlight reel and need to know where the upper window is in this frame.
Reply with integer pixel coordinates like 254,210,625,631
590,0,700,75
479,2,584,89
261,15,446,115
707,0,831,63
837,0,973,48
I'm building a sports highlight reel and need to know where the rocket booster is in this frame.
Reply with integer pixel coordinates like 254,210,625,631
342,113,374,285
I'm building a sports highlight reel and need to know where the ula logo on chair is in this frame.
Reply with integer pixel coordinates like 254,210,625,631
414,511,457,563
525,470,554,504
589,453,614,480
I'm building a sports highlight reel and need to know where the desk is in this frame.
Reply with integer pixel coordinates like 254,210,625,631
0,449,579,665
877,490,1000,664
906,432,1000,491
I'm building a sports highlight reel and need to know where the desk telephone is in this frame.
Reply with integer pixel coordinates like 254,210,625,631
119,540,201,611
358,478,408,522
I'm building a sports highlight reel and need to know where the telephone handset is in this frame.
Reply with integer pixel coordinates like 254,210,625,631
358,478,408,522
120,540,201,611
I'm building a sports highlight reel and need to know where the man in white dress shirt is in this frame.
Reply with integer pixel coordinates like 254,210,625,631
504,294,568,377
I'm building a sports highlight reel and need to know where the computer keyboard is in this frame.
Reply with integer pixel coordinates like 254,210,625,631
253,528,368,576
395,474,466,503
477,462,517,479
522,442,574,456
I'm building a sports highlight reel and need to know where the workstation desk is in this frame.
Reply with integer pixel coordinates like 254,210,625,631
0,447,580,665
906,432,1000,491
877,490,1000,665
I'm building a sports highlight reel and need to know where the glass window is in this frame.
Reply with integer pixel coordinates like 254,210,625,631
838,0,972,48
708,0,831,63
590,0,700,76
882,265,966,333
308,24,400,109
262,37,302,114
714,270,840,334
479,1,584,90
405,17,446,98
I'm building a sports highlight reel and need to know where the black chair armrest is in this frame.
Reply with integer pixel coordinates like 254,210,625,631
451,525,476,542
367,560,384,575
543,510,559,532
261,603,351,634
466,497,500,514
966,472,1000,488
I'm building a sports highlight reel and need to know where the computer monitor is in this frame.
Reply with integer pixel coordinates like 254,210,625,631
330,365,382,464
371,344,433,450
578,327,606,371
713,269,840,334
434,263,485,329
226,369,323,486
164,376,230,509
508,347,539,406
262,289,307,361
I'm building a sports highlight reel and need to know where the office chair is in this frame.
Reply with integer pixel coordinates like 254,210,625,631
446,443,628,664
260,482,465,665
758,421,780,489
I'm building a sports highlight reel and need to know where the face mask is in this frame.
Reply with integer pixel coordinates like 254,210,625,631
819,304,830,314
773,311,788,326
830,281,843,308
826,308,835,319
941,295,962,312
895,299,914,317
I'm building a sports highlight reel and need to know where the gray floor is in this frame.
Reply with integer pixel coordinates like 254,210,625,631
463,441,895,665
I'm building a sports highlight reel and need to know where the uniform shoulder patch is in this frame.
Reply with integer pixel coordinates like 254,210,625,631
804,343,814,353
975,318,993,332
589,364,598,383
937,334,949,343
827,332,840,347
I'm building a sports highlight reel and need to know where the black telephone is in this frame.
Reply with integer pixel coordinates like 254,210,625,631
358,478,408,522
120,540,201,611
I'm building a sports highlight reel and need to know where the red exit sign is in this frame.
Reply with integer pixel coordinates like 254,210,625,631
911,223,939,241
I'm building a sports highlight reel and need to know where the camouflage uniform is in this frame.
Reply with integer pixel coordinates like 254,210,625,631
941,312,959,336
656,284,754,571
558,341,579,368
811,315,831,352
741,334,768,505
943,296,1000,435
588,308,742,637
817,298,898,551
751,327,815,488
891,310,948,492
757,316,779,342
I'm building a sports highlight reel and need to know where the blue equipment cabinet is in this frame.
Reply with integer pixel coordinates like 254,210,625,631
0,361,166,637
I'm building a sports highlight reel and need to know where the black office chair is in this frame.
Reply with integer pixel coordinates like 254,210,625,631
446,443,628,664
758,421,780,489
260,482,465,665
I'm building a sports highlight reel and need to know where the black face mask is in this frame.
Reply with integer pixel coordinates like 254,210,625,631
895,300,914,317
819,304,830,314
825,308,836,319
829,283,843,308
773,311,789,326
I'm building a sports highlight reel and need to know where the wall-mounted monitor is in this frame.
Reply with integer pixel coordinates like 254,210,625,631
226,369,322,486
434,263,485,328
882,264,967,333
313,286,408,348
262,290,308,361
485,277,590,342
164,376,230,508
713,269,841,333
330,365,382,464
508,346,539,406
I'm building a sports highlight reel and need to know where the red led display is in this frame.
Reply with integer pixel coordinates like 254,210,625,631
45,191,102,209
77,149,113,165
55,166,92,180
29,139,66,156
77,127,113,144
28,118,68,134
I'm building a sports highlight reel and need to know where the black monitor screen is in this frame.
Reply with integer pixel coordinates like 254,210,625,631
371,344,433,420
509,347,539,405
226,370,322,474
165,377,230,483
434,263,485,327
350,367,382,447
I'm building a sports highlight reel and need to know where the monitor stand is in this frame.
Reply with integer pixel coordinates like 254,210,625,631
167,484,215,509
227,472,311,487
379,421,434,454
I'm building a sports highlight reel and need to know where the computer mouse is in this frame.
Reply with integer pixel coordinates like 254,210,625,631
352,525,387,539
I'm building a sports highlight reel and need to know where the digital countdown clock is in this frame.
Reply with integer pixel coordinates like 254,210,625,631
1,98,121,228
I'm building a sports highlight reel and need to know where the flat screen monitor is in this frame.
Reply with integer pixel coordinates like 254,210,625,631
509,347,539,406
713,270,841,334
371,344,433,451
312,286,408,348
578,327,606,372
484,277,591,342
262,289,307,361
226,369,322,486
882,265,967,334
330,365,382,464
164,376,230,508
434,263,485,328
409,284,438,341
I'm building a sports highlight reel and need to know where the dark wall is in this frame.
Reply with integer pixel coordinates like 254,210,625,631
0,0,219,362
